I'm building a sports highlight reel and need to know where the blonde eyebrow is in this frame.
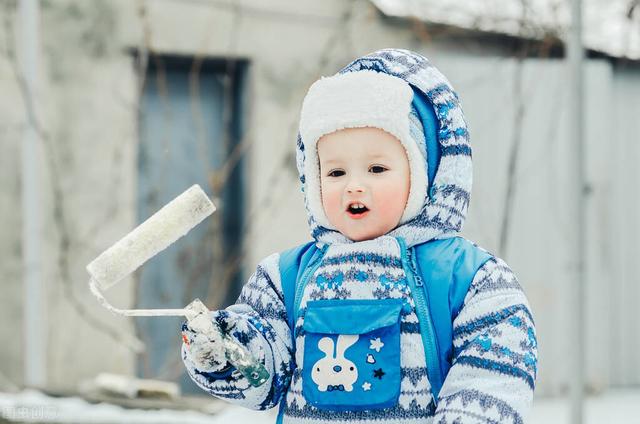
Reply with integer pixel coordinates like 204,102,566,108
322,154,388,164
320,161,341,171
368,154,388,160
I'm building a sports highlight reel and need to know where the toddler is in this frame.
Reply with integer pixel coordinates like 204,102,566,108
181,48,537,423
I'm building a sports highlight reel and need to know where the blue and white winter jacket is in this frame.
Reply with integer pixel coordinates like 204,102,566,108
182,49,537,423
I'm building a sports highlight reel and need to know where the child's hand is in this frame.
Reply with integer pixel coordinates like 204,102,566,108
181,320,230,373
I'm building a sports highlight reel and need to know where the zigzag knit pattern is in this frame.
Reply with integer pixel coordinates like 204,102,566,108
181,49,537,422
284,237,435,422
433,256,537,423
181,241,537,423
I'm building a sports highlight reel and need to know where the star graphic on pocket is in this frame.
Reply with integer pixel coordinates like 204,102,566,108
373,368,385,379
369,337,384,352
362,381,372,391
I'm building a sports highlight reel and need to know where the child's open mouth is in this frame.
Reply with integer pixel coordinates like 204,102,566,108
346,202,370,219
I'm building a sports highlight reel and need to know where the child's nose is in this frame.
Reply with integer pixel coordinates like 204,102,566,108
346,177,365,193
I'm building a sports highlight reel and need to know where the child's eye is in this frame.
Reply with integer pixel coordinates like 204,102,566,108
327,169,345,177
369,165,387,174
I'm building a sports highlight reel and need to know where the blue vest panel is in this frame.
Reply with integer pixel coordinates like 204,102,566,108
412,237,493,384
279,241,317,333
278,237,493,404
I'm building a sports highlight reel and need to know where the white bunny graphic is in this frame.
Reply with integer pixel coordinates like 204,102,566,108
311,334,359,392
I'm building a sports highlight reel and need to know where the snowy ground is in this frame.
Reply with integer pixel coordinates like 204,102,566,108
1,388,639,423
526,389,640,423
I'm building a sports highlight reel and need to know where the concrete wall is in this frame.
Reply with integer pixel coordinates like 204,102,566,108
1,0,142,390
1,0,638,397
0,4,27,388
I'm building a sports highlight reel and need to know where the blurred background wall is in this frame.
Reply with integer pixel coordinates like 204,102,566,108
0,0,638,399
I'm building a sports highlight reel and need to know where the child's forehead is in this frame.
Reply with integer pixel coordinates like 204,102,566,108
317,127,404,162
320,151,389,163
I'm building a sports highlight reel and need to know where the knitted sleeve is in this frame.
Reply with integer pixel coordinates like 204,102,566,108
433,257,538,424
181,252,294,410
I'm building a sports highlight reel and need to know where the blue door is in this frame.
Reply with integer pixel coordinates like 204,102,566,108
137,56,246,394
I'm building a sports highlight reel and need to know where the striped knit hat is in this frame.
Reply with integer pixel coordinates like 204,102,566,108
296,49,472,248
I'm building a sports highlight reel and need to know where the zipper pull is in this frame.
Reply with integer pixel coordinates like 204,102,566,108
409,247,423,286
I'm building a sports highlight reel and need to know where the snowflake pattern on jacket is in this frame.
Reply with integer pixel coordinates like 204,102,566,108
181,49,537,423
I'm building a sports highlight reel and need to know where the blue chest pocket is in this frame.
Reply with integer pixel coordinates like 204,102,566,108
301,298,403,411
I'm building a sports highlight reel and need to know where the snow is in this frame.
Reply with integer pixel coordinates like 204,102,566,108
0,389,257,424
370,0,640,60
527,389,640,423
2,388,640,423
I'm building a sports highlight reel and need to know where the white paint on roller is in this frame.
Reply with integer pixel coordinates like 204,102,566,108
86,184,215,291
84,185,269,385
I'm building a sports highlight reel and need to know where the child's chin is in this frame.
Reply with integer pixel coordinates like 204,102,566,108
346,230,385,242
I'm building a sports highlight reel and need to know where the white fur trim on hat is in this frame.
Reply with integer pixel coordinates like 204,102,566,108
299,70,427,230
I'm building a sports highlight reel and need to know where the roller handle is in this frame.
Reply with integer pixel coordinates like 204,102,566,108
184,299,270,387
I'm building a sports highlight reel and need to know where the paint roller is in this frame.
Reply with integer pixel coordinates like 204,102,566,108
86,184,269,387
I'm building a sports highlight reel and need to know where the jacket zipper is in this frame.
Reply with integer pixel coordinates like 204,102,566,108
396,237,443,403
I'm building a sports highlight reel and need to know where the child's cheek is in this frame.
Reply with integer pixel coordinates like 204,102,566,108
374,181,408,223
321,183,343,223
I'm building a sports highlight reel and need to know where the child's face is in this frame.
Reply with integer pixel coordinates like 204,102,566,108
317,127,410,242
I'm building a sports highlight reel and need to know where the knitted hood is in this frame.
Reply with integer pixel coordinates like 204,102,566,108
295,49,472,248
